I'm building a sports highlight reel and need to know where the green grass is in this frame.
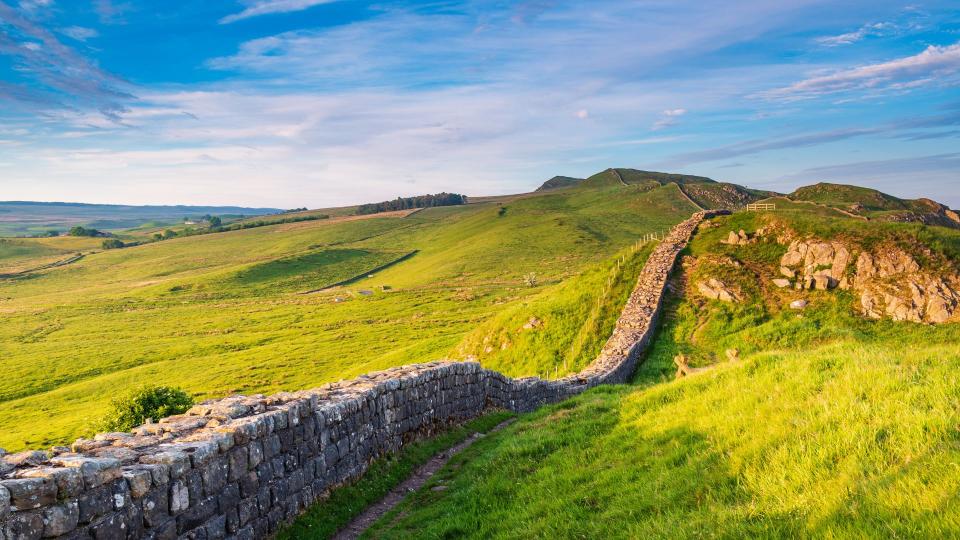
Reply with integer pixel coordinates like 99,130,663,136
364,208,960,539
278,411,514,540
454,243,655,378
0,182,694,450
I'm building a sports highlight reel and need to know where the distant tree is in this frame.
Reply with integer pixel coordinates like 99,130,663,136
69,226,102,237
44,230,59,237
356,192,467,215
162,229,177,240
498,206,508,217
208,216,222,227
95,385,193,432
152,233,163,241
102,238,125,249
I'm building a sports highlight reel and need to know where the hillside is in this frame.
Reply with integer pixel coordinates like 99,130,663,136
578,168,771,209
788,182,960,228
0,177,696,450
535,176,584,191
361,204,960,538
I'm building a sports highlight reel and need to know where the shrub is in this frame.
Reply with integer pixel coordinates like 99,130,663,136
102,238,125,249
96,385,193,432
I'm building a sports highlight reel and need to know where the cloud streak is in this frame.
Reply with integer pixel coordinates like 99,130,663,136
220,0,341,24
760,42,960,101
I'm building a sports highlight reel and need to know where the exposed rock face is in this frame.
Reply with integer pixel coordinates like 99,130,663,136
697,278,740,302
779,239,850,290
855,250,960,323
772,230,958,323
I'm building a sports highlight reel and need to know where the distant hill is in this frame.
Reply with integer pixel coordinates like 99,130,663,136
536,176,584,191
788,182,960,228
0,201,282,237
576,168,772,209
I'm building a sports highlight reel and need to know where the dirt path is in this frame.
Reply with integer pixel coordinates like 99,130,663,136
331,419,515,540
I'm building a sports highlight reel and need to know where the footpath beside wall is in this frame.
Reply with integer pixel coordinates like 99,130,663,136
0,210,727,540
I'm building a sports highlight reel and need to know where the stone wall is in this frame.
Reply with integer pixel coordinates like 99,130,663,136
0,210,727,540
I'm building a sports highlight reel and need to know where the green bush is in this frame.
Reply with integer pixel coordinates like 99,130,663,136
96,385,193,432
102,238,125,249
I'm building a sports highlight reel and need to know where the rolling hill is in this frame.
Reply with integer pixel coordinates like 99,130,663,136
535,176,585,191
787,182,960,228
0,174,699,450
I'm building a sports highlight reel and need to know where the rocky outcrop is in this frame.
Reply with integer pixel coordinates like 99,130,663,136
779,239,851,291
696,278,740,303
721,229,754,246
0,210,730,540
855,250,960,323
775,234,958,323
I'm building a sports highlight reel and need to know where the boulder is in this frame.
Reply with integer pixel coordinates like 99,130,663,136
790,299,808,310
697,278,740,303
772,278,792,288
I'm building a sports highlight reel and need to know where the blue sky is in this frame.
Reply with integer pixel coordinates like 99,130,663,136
0,0,959,207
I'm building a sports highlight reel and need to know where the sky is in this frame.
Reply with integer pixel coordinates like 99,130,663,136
0,0,959,208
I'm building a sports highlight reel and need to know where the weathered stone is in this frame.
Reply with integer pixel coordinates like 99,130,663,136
122,467,153,499
0,484,9,520
3,452,49,468
49,457,121,489
790,299,808,310
697,278,740,303
170,481,190,514
18,467,83,499
772,278,791,288
2,478,56,511
3,510,43,540
42,501,79,537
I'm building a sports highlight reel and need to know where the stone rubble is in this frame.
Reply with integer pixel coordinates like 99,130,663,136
0,210,727,540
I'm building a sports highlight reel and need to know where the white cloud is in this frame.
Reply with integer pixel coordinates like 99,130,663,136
651,108,687,130
576,109,589,119
220,0,341,24
760,42,960,101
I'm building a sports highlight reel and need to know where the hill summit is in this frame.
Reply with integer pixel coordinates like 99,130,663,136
788,182,960,228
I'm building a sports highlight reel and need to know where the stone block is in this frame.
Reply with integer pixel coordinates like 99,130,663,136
2,478,56,511
42,501,80,537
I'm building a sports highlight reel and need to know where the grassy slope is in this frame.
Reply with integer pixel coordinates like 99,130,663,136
0,182,696,450
367,209,960,539
0,236,102,274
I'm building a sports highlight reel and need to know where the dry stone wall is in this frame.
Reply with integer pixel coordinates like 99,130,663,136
0,210,727,540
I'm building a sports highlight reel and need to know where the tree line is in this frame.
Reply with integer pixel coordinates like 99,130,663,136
356,193,467,215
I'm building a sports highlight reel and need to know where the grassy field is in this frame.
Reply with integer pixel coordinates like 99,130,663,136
363,210,960,539
0,181,696,450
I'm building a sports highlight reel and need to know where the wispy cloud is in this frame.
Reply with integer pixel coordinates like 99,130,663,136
815,22,894,46
661,127,879,167
93,0,131,24
220,0,341,24
760,42,960,101
651,108,687,130
59,25,98,41
0,1,134,116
